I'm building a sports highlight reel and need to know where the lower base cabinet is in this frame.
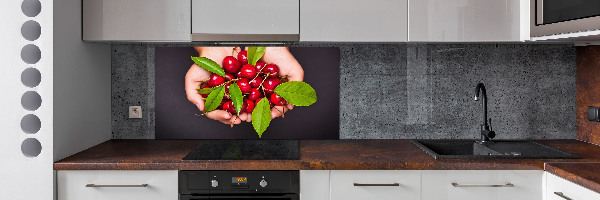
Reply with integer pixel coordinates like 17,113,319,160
545,172,600,200
330,170,421,200
300,170,330,200
57,170,178,200
422,170,543,200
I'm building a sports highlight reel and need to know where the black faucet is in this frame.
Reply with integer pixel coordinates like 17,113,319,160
474,83,495,143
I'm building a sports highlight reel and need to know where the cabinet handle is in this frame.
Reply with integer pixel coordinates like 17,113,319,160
554,192,573,200
451,183,514,187
86,184,148,188
353,183,400,186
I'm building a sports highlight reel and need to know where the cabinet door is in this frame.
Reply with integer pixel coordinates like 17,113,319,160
546,172,600,200
422,170,542,200
191,0,299,41
83,0,191,41
409,0,529,41
300,0,408,42
300,170,330,200
330,170,420,200
57,170,178,200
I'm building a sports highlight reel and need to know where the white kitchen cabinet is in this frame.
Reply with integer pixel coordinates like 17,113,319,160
83,0,191,41
422,170,543,200
300,0,408,42
300,170,330,200
409,0,529,42
191,0,299,41
545,172,600,200
57,170,178,200
330,170,421,200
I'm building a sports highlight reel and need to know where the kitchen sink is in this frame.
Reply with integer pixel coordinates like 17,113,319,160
412,140,579,159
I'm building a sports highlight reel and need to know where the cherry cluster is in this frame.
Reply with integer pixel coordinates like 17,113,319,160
200,50,287,115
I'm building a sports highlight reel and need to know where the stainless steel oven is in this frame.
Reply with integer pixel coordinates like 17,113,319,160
179,171,299,200
531,0,600,37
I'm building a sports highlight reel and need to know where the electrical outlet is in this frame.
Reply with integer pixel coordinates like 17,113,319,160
129,106,142,119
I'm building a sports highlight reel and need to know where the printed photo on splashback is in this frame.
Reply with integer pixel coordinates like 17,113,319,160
155,47,340,139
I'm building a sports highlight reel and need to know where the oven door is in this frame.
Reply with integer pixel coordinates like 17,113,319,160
531,0,600,37
180,194,299,200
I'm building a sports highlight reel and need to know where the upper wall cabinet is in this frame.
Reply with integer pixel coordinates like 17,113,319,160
300,0,408,42
83,0,191,41
409,0,530,42
191,0,300,41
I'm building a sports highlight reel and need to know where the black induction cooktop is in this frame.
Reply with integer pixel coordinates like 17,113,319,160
182,140,300,160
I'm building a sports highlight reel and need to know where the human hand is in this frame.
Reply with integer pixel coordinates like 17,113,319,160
185,47,251,125
260,47,304,119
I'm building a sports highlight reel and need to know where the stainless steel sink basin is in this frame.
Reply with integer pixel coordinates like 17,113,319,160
412,140,579,159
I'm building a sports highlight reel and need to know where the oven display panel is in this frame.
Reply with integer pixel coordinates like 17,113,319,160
232,177,247,184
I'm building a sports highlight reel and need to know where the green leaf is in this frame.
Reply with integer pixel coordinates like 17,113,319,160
251,98,272,138
197,87,215,94
229,83,243,115
204,86,225,112
274,81,317,106
191,56,226,77
246,47,266,65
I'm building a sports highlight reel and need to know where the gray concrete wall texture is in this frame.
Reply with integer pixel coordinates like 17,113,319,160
112,44,576,139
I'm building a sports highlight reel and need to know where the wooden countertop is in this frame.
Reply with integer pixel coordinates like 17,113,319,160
54,139,600,171
53,139,600,196
545,162,600,194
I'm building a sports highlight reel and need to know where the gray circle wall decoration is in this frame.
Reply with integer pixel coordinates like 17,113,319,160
21,67,41,88
21,138,42,157
21,0,41,17
21,20,41,41
21,91,42,111
20,114,41,134
21,44,41,64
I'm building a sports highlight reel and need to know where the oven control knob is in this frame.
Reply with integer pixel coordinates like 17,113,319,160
211,180,219,188
259,179,267,188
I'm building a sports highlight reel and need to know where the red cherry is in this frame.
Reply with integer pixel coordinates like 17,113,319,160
247,88,262,101
225,82,232,93
236,78,251,93
218,99,227,109
207,74,225,87
256,97,274,108
271,93,287,106
262,78,281,94
263,64,280,78
249,77,263,88
245,99,255,113
222,101,233,112
227,100,248,114
236,71,243,78
254,61,267,72
224,73,235,81
222,56,241,74
200,85,210,98
237,50,248,65
240,64,257,79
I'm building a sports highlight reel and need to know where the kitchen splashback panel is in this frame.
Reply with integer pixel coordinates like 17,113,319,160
112,44,576,139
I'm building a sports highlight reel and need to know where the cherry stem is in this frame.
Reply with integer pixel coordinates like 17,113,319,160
230,115,239,128
232,47,238,57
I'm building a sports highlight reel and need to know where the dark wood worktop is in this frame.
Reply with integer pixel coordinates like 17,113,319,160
54,139,600,171
545,162,600,194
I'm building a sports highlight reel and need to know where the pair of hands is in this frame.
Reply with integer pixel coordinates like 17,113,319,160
185,47,304,125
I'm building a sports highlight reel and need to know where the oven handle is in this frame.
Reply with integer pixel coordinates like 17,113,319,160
180,194,298,200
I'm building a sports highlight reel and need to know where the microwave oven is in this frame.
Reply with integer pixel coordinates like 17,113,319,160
531,0,600,38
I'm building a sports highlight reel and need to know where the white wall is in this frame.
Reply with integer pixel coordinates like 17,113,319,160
53,0,111,162
0,0,111,199
0,0,54,199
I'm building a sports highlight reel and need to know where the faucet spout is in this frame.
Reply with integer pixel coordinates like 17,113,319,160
474,83,495,142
